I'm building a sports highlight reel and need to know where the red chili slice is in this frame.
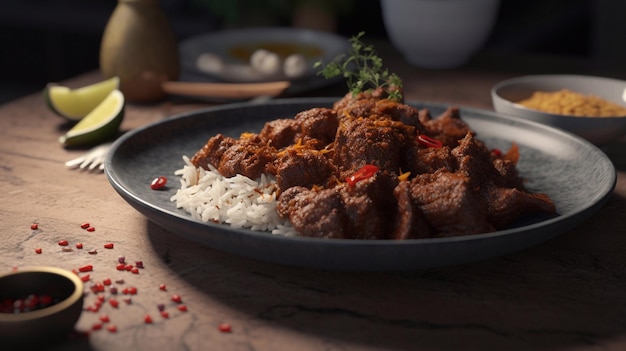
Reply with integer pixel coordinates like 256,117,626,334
416,134,443,148
150,176,168,190
346,164,379,186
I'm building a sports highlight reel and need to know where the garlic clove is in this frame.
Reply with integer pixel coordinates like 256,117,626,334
196,53,224,75
250,49,281,76
284,54,307,78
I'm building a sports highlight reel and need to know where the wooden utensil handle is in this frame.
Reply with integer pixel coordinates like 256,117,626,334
161,81,290,99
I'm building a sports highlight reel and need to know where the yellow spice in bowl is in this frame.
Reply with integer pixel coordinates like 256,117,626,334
517,89,626,117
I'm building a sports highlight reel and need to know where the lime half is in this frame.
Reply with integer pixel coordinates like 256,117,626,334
45,76,120,121
59,89,125,147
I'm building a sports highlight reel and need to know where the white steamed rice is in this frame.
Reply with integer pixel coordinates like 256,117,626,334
170,156,298,236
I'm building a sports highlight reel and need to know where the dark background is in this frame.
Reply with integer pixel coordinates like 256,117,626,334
1,0,624,104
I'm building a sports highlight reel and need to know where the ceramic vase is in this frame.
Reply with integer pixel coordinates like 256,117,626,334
100,0,180,102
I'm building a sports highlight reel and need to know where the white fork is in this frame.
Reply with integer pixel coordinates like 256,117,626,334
64,142,113,172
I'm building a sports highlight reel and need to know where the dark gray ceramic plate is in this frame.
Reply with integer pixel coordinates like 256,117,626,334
104,98,616,271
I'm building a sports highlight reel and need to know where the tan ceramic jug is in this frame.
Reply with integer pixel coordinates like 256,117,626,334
100,0,179,102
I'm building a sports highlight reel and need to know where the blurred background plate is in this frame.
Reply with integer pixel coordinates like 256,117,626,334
179,27,351,95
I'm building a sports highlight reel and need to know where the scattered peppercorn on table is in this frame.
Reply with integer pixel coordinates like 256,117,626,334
1,43,626,351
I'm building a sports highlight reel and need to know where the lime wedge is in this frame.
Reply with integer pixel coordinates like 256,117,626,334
59,89,125,147
45,76,119,121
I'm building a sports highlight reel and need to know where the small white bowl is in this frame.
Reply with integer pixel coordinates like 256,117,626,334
491,74,626,145
381,0,500,69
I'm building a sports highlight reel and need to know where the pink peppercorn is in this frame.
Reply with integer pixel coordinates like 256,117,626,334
78,265,93,272
99,314,110,323
218,323,232,333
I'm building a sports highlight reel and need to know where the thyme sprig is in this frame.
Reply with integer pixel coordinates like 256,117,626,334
314,32,403,101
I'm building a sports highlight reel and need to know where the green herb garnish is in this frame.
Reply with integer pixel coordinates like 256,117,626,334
314,31,402,101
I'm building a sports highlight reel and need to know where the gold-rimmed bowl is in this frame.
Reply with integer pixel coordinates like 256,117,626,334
491,74,626,145
0,267,84,346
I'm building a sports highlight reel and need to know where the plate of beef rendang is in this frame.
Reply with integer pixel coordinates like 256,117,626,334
104,97,615,271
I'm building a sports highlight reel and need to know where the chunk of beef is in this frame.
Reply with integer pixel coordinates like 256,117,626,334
274,149,336,193
333,117,408,177
258,118,300,148
217,139,276,179
409,170,494,236
276,186,347,239
333,87,393,113
277,171,398,239
485,187,556,228
341,169,398,239
294,107,339,144
392,181,432,239
419,107,473,147
190,134,236,171
373,99,424,130
402,142,457,175
453,133,523,190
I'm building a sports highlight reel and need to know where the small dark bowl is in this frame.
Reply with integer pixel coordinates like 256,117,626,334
0,267,84,346
491,74,626,145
